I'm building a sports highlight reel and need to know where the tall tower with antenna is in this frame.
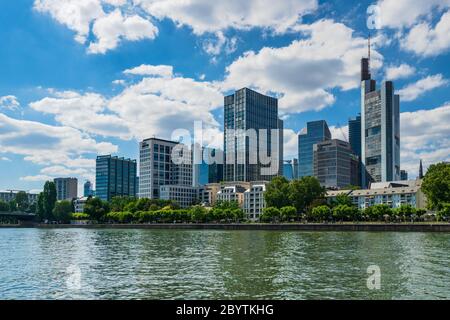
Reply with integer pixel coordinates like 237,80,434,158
360,34,401,187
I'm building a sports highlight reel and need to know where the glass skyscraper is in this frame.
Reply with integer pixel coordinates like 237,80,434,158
348,114,361,158
361,57,400,187
298,120,331,178
224,88,283,182
283,159,298,180
95,155,137,202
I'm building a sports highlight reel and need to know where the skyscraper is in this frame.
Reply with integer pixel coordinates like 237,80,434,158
83,180,94,197
283,159,298,180
95,155,137,202
360,49,400,187
223,88,283,182
54,177,78,201
139,138,192,199
348,114,361,158
298,120,331,178
313,139,360,189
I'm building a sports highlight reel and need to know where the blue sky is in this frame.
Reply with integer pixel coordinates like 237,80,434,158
1,0,449,194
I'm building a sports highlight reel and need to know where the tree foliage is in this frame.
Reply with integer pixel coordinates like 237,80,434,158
264,176,292,208
421,162,450,210
289,176,326,213
53,200,73,222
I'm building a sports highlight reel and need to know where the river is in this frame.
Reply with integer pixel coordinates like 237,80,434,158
0,228,449,299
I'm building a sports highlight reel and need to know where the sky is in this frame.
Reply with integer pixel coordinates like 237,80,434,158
0,0,449,194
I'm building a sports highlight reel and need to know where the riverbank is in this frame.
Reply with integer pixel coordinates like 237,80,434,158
1,222,450,232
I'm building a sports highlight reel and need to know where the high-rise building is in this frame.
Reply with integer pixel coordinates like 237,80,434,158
224,88,283,182
283,159,298,180
83,180,94,197
208,149,224,184
139,138,192,199
54,177,78,201
95,155,137,202
298,120,331,178
400,170,408,181
348,114,361,158
360,52,400,187
193,147,223,186
313,139,360,189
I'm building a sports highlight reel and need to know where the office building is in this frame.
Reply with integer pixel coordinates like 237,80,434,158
54,177,78,201
400,170,408,181
160,185,200,208
313,139,360,189
207,149,224,184
193,147,223,186
243,183,267,221
224,88,283,182
348,114,361,157
298,120,331,178
216,183,250,206
95,155,137,202
139,138,192,200
83,180,94,197
283,159,298,180
360,51,400,186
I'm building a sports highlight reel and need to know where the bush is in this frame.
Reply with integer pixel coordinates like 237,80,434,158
310,205,331,222
261,207,281,222
71,213,90,220
280,206,297,221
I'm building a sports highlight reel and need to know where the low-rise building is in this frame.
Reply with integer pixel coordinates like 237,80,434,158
74,197,89,213
243,183,267,221
326,179,427,209
216,182,250,206
0,190,39,204
159,185,200,208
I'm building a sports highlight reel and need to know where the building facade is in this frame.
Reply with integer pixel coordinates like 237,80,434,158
139,138,192,200
95,155,137,202
348,114,361,158
283,159,298,180
361,57,400,186
74,197,89,213
83,180,94,197
298,120,331,178
54,177,78,201
224,88,283,182
326,179,427,209
160,185,200,208
0,190,39,205
243,183,266,221
216,183,250,206
313,139,360,189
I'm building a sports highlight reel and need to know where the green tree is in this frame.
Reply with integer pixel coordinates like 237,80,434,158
190,205,206,222
310,205,331,222
9,199,17,212
110,196,136,212
396,204,416,222
53,200,73,223
15,191,29,211
84,197,109,221
334,193,353,207
261,207,281,222
289,176,326,213
0,200,9,212
436,203,450,222
36,192,45,219
371,204,393,221
421,162,450,210
42,181,57,220
214,200,240,210
280,206,297,222
264,176,292,208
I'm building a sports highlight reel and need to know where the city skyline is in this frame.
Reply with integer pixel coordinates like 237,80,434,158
1,1,450,194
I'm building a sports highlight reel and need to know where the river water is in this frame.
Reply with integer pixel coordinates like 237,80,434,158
0,228,449,299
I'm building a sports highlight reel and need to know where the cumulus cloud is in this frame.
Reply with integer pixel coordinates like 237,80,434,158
402,11,450,57
222,19,383,113
34,0,158,54
0,156,11,161
398,74,448,102
400,104,450,177
0,96,20,111
136,0,318,34
0,113,117,174
123,64,173,77
385,64,416,80
202,31,238,56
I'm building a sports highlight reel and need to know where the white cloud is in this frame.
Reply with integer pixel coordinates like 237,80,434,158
34,1,158,54
0,96,20,111
20,175,54,182
136,0,318,34
123,64,173,77
222,19,383,113
329,125,349,142
400,104,450,177
402,11,450,57
29,91,132,139
283,129,299,159
0,113,117,169
0,156,11,161
398,74,448,102
385,64,416,80
202,31,238,56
